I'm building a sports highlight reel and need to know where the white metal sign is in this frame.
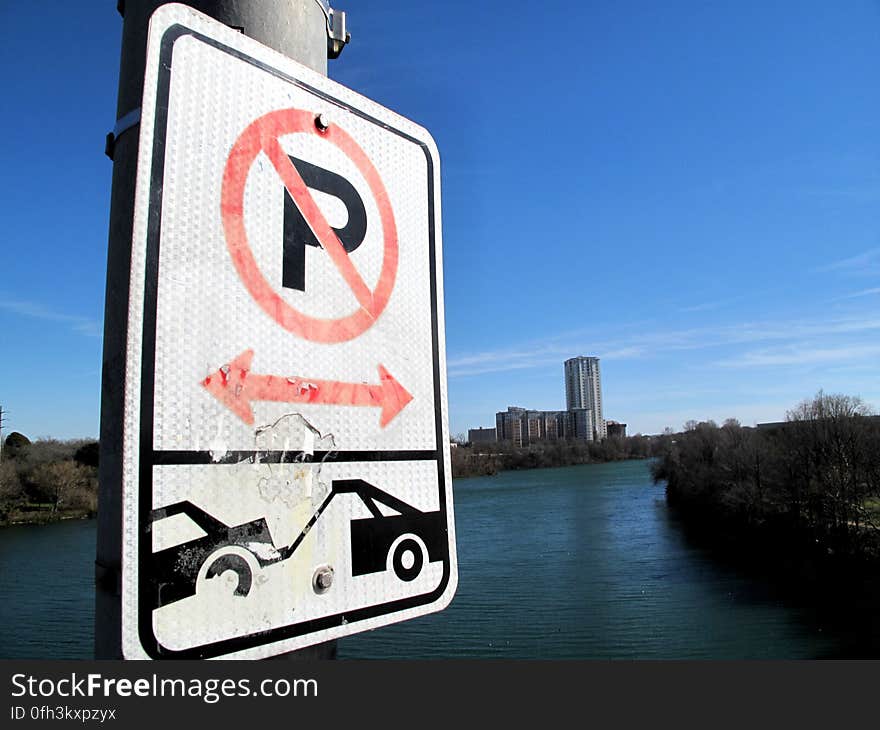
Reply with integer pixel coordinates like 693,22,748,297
122,4,456,659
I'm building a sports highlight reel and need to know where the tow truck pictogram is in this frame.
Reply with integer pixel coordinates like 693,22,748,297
148,479,447,609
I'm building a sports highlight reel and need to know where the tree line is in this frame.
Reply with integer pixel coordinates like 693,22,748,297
0,433,99,525
451,432,668,478
651,392,880,561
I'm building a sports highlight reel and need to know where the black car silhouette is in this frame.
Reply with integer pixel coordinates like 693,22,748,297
332,480,447,581
148,479,448,609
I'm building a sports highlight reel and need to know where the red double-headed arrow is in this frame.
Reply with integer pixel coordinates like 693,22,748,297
201,349,413,428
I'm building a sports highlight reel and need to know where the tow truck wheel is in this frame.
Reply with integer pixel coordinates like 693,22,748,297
201,548,258,597
391,536,425,582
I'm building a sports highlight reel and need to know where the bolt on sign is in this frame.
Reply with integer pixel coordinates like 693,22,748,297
121,4,456,659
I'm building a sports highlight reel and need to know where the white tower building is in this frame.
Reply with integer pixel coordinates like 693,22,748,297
564,356,605,441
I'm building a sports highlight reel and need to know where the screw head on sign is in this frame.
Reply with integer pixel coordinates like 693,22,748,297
315,113,330,132
313,566,334,594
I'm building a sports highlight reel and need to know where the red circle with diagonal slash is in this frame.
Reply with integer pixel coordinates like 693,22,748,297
220,108,398,343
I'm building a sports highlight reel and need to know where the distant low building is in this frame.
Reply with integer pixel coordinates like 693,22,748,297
756,421,786,432
468,427,496,444
606,421,627,438
495,407,572,447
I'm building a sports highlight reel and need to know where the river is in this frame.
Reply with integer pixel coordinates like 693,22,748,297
0,460,857,658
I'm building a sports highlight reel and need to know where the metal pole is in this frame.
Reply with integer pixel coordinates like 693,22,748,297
96,0,341,660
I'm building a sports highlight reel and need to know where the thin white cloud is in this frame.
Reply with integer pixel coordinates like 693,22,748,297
599,346,645,360
714,343,880,369
678,297,741,313
815,246,880,273
447,313,880,377
0,298,101,338
832,287,880,301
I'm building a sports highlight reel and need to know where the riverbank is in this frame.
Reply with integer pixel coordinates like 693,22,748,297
451,433,667,478
2,505,96,527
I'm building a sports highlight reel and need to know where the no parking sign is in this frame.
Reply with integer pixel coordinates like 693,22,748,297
121,4,456,659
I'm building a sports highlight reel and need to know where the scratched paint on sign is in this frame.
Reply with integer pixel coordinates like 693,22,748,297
201,349,413,427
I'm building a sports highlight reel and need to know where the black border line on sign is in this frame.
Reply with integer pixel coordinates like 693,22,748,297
136,23,449,659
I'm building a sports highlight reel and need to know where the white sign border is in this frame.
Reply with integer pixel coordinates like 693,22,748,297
121,3,456,660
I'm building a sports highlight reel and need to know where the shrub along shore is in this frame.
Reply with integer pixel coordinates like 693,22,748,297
652,393,880,558
0,433,98,526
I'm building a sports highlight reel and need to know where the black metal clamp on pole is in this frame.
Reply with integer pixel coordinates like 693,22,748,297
96,0,347,660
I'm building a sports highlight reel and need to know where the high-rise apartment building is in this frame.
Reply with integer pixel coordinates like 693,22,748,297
495,407,571,447
564,356,605,441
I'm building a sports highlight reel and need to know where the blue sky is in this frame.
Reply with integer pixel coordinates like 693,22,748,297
2,1,879,440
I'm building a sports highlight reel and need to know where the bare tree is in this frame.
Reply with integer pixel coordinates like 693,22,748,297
0,461,26,521
30,461,92,513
